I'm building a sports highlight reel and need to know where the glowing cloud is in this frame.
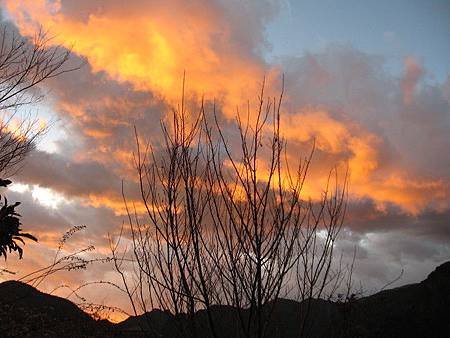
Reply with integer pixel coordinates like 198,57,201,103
5,0,271,113
4,0,449,215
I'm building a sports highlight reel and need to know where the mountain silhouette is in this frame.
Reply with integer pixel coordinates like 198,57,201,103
1,261,449,337
0,280,112,337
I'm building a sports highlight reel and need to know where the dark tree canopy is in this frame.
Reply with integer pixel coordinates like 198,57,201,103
0,182,37,260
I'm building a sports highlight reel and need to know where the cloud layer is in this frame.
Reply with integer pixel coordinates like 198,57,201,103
0,0,449,318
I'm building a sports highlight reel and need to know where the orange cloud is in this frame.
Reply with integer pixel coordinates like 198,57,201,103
281,109,380,181
83,193,147,216
5,0,271,115
4,1,449,216
280,109,449,213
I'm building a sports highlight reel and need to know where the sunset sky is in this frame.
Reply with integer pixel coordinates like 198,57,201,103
1,0,449,320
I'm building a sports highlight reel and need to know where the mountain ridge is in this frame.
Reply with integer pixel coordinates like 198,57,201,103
1,261,449,337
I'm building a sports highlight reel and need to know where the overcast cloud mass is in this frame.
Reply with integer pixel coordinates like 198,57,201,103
0,0,448,321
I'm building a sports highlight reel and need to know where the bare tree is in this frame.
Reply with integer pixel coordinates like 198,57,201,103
115,90,215,336
0,26,76,177
115,79,349,338
202,80,347,338
0,26,74,110
0,25,76,260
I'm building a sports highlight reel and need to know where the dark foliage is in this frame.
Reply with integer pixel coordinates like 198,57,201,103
0,179,37,260
0,280,113,338
1,261,449,337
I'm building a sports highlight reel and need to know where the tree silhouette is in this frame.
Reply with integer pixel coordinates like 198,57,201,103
0,26,77,177
113,79,350,338
0,179,37,259
0,26,76,261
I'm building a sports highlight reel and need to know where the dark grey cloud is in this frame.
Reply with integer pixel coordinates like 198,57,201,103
16,150,121,197
4,188,121,248
344,198,450,243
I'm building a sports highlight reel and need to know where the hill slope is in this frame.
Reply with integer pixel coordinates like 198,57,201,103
0,280,112,337
1,261,449,337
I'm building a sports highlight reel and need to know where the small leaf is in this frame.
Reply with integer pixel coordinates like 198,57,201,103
19,233,38,242
13,236,25,244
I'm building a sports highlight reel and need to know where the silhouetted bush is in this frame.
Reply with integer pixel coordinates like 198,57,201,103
0,179,37,259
